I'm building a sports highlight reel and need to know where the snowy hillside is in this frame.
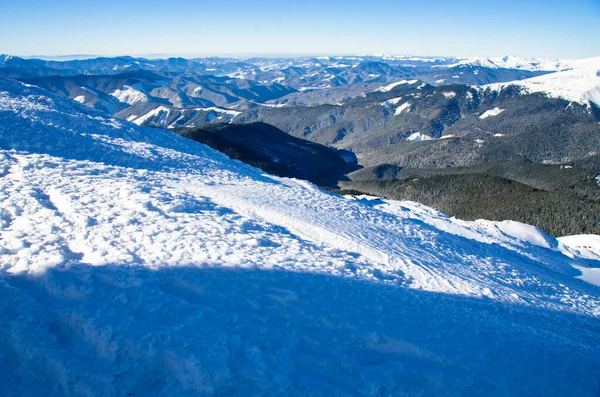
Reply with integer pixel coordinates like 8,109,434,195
484,57,600,106
442,56,581,71
1,77,599,396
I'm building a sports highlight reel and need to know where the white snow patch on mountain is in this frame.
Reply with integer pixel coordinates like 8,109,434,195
73,95,85,103
260,102,287,108
484,57,600,106
406,132,432,141
479,107,505,119
377,79,419,92
489,56,579,71
0,77,599,395
381,96,403,106
442,91,456,99
190,86,203,96
202,106,242,120
110,84,148,105
130,105,170,126
440,56,582,71
394,102,411,115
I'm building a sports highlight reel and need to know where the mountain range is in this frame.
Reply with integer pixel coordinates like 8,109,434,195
2,53,599,237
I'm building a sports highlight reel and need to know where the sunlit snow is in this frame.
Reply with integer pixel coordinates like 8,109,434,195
0,77,599,395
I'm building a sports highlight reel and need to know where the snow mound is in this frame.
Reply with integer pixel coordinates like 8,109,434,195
1,77,599,395
495,220,556,249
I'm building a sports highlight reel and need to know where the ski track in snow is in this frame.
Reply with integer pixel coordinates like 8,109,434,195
1,77,600,395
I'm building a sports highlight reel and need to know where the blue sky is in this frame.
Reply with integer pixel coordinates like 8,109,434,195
0,0,598,58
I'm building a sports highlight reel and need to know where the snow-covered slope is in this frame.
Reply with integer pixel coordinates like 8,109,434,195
1,77,599,396
376,79,419,92
484,57,600,106
443,56,582,71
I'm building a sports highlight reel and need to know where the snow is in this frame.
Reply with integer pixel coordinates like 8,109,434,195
489,56,581,72
484,57,600,107
479,107,505,119
298,85,330,92
73,95,85,103
381,96,403,106
559,235,600,260
377,79,419,92
190,86,203,97
496,220,556,249
394,102,411,115
380,97,411,115
438,56,581,72
558,235,600,286
129,106,240,127
130,105,170,126
442,91,456,99
110,84,148,106
201,106,242,120
406,132,432,142
259,102,287,108
0,77,600,395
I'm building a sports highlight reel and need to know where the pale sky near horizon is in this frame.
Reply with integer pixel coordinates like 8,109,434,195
0,0,598,59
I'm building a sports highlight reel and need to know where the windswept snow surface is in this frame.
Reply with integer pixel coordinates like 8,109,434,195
1,77,600,396
484,57,600,107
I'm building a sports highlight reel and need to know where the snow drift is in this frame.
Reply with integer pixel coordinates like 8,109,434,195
1,77,599,396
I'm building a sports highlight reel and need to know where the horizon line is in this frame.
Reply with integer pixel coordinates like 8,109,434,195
3,52,594,62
